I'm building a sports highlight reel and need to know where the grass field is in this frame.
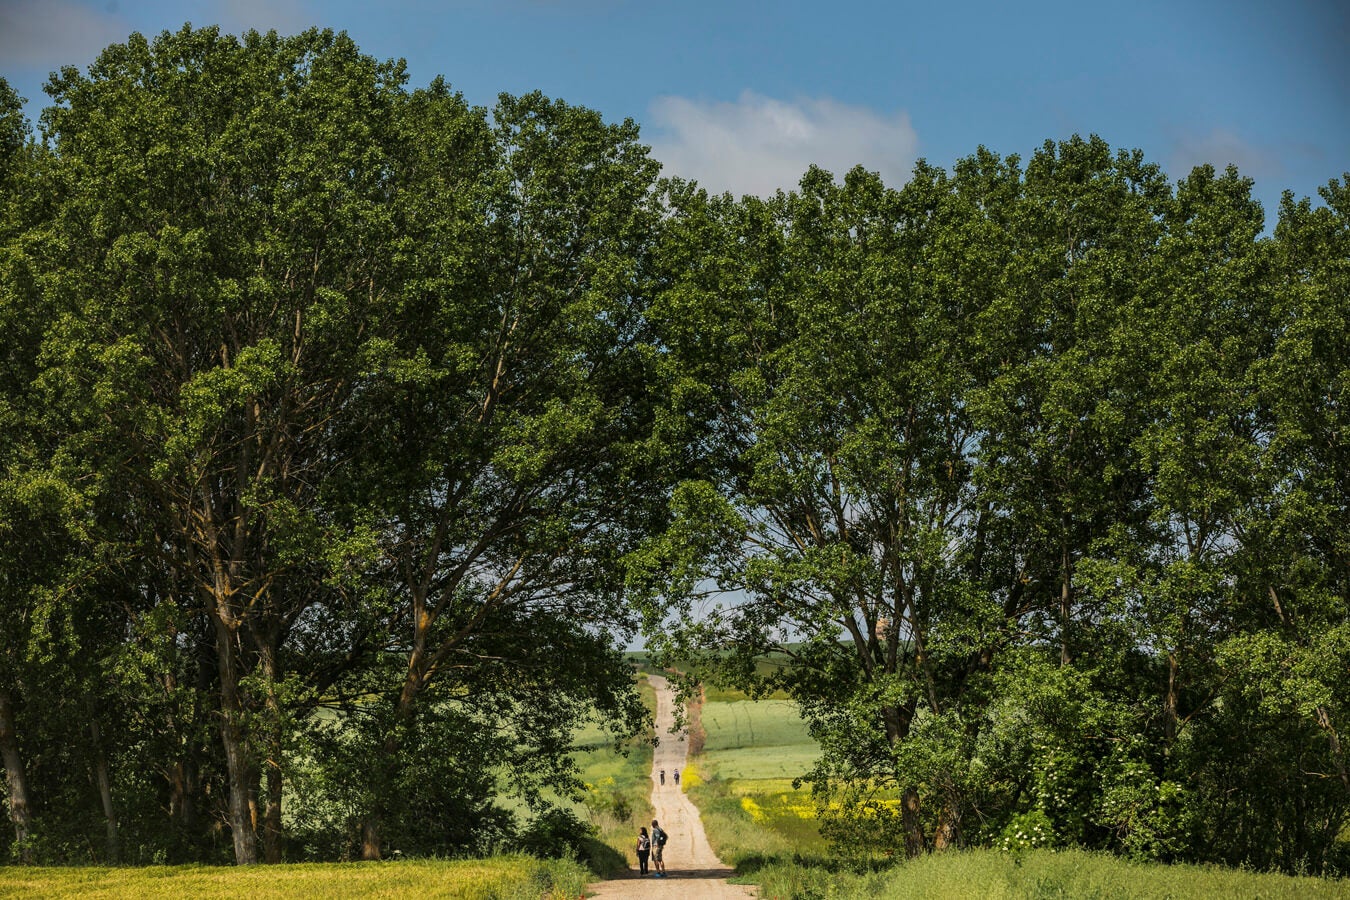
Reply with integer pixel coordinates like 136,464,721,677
700,700,816,780
0,856,589,900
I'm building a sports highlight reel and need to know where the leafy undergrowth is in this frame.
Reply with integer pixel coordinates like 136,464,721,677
0,856,589,900
690,694,1350,899
496,675,655,880
748,849,1350,899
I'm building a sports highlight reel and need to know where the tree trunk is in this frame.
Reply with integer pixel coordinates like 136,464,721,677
262,763,283,863
258,642,284,864
362,629,430,861
933,795,961,850
361,817,383,861
212,613,259,865
882,702,924,856
1163,651,1180,745
1059,539,1072,667
0,687,33,863
901,787,925,857
90,719,120,863
1314,706,1350,793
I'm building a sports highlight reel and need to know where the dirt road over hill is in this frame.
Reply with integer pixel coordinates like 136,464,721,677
585,674,756,899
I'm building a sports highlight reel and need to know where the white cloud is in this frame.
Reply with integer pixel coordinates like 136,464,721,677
1169,128,1279,181
0,0,128,68
647,90,918,196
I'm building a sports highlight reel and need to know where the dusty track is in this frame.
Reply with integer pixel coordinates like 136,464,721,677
585,674,756,898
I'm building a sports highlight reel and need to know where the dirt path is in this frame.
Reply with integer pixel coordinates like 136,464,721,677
585,674,756,899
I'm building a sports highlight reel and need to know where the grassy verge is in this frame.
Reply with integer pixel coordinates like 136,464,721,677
685,766,826,870
572,675,656,877
0,856,589,900
749,849,1350,899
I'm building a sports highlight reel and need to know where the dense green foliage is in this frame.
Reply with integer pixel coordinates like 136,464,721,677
1,22,1347,879
690,691,1350,897
633,147,1350,873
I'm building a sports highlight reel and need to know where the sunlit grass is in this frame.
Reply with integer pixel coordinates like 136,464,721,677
750,849,1350,899
572,676,656,875
0,856,589,900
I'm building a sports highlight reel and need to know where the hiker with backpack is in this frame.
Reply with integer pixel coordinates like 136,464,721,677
635,826,651,876
650,819,668,876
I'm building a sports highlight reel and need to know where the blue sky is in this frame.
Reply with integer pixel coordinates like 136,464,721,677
1,0,1346,222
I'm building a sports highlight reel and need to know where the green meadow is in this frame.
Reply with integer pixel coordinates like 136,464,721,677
700,700,817,780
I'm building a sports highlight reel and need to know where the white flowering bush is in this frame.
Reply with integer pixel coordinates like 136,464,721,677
997,808,1055,852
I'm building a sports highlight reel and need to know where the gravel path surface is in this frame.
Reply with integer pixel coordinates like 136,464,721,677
585,674,756,899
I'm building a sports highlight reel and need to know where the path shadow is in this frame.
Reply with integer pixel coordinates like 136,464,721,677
579,837,628,878
603,865,739,880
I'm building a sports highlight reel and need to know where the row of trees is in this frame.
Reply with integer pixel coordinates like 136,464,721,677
0,27,661,865
1,24,1347,873
634,145,1350,872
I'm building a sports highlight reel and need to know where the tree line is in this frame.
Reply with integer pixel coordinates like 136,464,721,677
1,25,1347,873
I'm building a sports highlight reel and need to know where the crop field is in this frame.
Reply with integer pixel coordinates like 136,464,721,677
700,700,815,778
0,856,588,900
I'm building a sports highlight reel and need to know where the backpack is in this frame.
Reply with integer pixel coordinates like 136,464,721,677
655,827,668,847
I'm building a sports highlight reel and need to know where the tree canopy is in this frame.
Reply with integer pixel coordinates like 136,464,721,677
635,143,1350,872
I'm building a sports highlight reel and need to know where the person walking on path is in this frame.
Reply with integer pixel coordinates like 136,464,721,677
636,826,651,876
660,768,666,785
650,819,668,877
